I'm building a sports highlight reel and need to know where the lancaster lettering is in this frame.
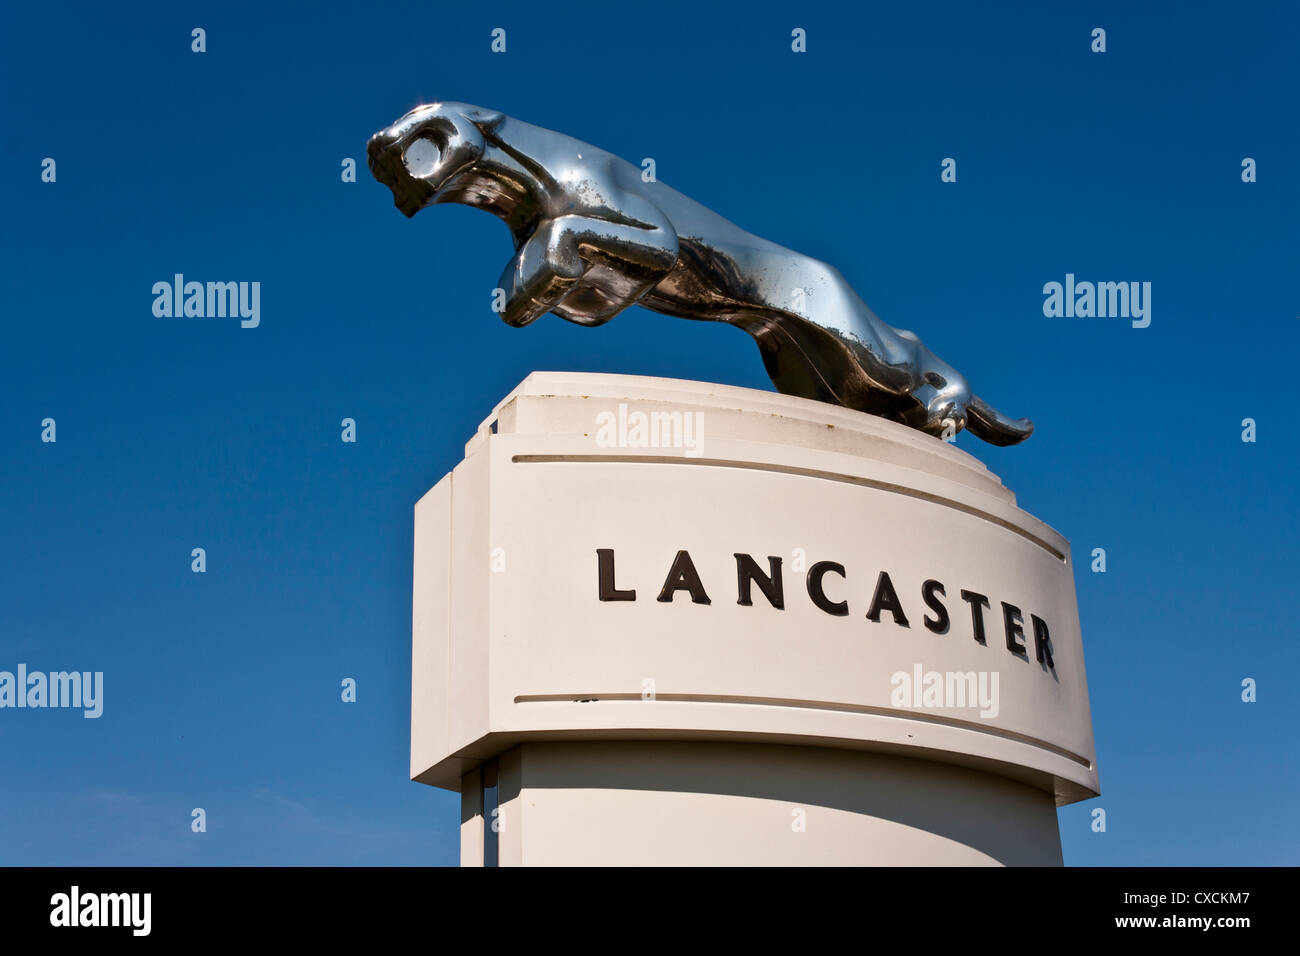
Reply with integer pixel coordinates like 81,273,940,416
596,548,1055,672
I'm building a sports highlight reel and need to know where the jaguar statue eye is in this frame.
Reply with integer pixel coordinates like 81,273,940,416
403,136,442,178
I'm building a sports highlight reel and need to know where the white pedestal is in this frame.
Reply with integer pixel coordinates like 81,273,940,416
412,373,1099,866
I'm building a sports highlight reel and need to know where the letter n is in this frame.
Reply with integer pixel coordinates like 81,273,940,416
734,554,783,609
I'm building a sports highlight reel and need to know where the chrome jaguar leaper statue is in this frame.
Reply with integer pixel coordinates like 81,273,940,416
367,102,1033,445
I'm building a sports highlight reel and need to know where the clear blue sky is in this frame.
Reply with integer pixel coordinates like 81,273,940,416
1,0,1296,865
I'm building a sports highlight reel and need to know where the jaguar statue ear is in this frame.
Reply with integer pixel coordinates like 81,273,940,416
459,106,505,130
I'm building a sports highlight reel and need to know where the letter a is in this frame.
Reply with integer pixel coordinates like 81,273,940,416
657,550,711,605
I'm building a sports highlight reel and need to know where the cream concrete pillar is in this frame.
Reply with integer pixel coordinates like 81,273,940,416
416,373,1099,866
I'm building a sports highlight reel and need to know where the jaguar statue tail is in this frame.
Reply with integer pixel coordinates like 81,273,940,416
965,396,1034,446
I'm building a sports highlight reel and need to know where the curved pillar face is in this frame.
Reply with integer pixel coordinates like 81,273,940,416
465,742,1062,867
413,373,1100,865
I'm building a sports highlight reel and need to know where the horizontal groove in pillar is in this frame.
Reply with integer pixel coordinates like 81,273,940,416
510,454,1065,561
513,691,1092,769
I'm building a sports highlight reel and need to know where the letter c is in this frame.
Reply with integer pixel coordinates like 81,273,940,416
806,561,849,616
